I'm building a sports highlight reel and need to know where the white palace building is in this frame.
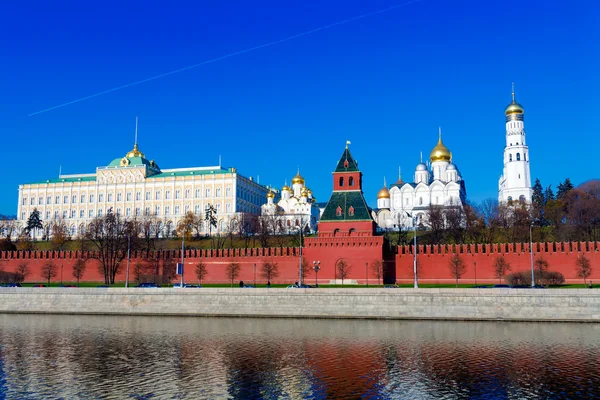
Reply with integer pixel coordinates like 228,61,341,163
17,142,269,238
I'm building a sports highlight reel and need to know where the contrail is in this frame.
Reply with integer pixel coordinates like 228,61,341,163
29,0,424,116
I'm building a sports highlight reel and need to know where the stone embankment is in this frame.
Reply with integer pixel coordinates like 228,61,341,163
1,288,599,322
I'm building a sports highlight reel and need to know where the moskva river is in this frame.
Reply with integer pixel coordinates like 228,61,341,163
0,314,598,399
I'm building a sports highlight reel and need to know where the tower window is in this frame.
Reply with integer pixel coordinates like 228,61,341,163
349,177,354,186
339,177,344,187
509,154,512,162
348,206,355,217
336,206,343,217
419,197,423,205
516,153,521,161
524,153,527,161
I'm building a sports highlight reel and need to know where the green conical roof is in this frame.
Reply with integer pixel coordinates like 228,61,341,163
334,147,359,172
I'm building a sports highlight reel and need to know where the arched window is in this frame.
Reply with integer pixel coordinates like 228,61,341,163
339,177,344,187
419,197,423,205
336,206,343,217
509,154,513,162
348,206,355,217
519,195,526,203
507,196,513,203
333,228,340,237
524,153,527,161
349,228,356,236
516,153,521,161
349,177,354,186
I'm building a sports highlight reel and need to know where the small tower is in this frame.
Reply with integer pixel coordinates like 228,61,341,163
414,152,430,184
377,178,390,209
429,128,451,181
292,169,304,198
498,84,533,203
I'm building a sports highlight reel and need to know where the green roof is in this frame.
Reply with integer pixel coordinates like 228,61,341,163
107,156,156,168
26,176,96,185
320,191,373,221
334,147,359,172
147,167,231,179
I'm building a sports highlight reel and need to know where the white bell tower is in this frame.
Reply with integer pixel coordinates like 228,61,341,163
498,84,533,203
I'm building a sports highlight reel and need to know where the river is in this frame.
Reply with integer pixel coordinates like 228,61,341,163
0,315,598,399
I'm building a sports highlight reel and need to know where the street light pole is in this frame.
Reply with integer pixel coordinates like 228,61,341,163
365,262,368,288
530,221,535,288
313,261,320,288
61,264,63,286
254,263,256,287
474,261,477,287
413,216,419,289
125,234,131,288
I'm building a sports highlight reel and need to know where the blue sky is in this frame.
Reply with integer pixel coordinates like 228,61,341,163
1,0,598,215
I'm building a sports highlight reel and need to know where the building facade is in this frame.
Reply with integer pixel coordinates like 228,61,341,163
498,86,533,203
17,143,269,238
261,171,320,233
373,130,466,229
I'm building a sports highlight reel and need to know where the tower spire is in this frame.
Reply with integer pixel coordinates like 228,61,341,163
398,166,402,181
511,82,515,102
383,176,387,187
438,126,442,141
134,116,139,146
420,151,423,163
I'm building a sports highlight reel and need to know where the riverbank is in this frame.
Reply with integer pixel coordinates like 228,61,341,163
1,288,599,322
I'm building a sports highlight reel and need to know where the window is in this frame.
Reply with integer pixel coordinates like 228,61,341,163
80,195,85,203
349,177,354,186
195,189,201,198
54,211,59,219
175,190,180,199
185,189,190,199
146,191,150,200
22,198,27,206
80,209,84,218
184,204,190,214
99,193,104,202
38,197,43,205
509,154,512,162
516,153,521,161
215,204,220,213
72,195,77,204
45,211,50,219
63,211,67,219
89,210,94,217
166,190,171,200
206,188,211,197
135,191,141,201
108,193,113,202
64,196,69,204
126,208,131,217
194,204,200,214
56,195,60,204
205,204,210,212
336,206,342,217
165,206,170,216
21,212,25,219
116,208,121,216
156,191,161,200
174,205,180,215
145,207,150,216
226,187,231,197
225,203,231,213
524,153,527,161
348,206,355,217
135,207,140,216
117,192,122,201
126,192,132,201
419,197,423,205
29,198,34,205
47,196,51,204
216,188,221,197
90,194,95,203
98,209,103,217
339,177,344,187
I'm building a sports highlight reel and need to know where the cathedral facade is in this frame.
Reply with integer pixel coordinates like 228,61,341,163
261,171,320,233
17,142,269,238
372,131,466,229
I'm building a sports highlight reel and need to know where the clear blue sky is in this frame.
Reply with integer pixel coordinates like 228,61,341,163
1,0,598,215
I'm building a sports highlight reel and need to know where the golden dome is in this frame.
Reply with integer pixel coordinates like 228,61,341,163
266,191,275,199
282,185,290,192
292,172,305,185
430,134,451,163
301,187,308,197
377,186,390,199
505,101,524,115
125,143,145,159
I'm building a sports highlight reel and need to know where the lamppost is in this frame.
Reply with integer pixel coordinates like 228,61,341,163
365,262,368,288
125,234,131,288
60,264,63,286
313,261,320,288
530,220,535,288
474,261,477,287
253,263,256,287
413,215,419,289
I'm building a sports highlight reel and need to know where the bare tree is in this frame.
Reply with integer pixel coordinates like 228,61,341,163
261,261,279,284
575,254,592,286
86,208,138,284
41,262,58,285
371,259,384,287
195,261,208,284
72,259,87,284
336,259,351,287
535,256,550,286
50,218,69,250
493,256,511,283
162,258,177,285
301,258,312,282
427,204,445,244
448,254,467,288
226,261,241,287
15,262,30,283
237,213,258,247
444,199,464,244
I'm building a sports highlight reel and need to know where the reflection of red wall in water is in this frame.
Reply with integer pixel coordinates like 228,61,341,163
395,241,600,284
0,241,598,284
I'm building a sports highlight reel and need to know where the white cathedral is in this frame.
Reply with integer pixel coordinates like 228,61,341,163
373,130,466,229
261,171,320,233
498,86,533,203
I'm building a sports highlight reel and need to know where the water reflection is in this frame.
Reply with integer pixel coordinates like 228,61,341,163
0,315,599,399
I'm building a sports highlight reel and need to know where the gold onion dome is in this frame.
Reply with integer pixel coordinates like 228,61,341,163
266,191,275,199
126,143,145,159
430,134,451,163
292,172,305,185
505,99,524,115
377,186,390,199
301,187,308,197
282,185,290,192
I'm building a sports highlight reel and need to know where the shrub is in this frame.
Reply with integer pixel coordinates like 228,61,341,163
506,271,531,287
545,271,565,286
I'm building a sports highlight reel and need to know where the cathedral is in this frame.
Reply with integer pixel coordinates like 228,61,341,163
372,130,466,229
498,86,533,203
261,171,320,233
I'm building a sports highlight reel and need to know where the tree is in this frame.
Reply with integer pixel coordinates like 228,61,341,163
575,254,592,286
177,211,196,241
25,208,43,240
493,256,511,283
532,178,545,221
50,218,69,250
336,259,351,287
534,256,550,286
544,185,555,203
226,261,241,287
41,262,58,285
195,261,208,284
448,254,467,288
205,204,218,237
371,259,384,287
86,208,137,284
261,261,279,283
557,178,574,200
427,204,445,244
72,259,87,284
14,262,30,283
301,258,312,283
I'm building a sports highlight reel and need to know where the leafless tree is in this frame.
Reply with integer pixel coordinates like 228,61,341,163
15,262,30,283
195,261,208,284
226,261,241,287
72,259,87,284
444,200,464,244
301,258,312,282
261,260,279,283
448,254,467,288
493,256,511,283
575,254,592,286
534,256,550,286
427,204,445,244
50,218,69,250
371,259,384,287
237,213,258,247
41,261,58,285
336,259,351,287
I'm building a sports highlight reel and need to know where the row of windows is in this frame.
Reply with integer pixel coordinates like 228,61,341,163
22,187,235,206
22,203,232,221
338,177,355,187
508,152,527,162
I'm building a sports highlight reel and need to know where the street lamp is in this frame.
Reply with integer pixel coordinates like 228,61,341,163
413,215,419,289
313,261,321,288
365,262,368,288
254,263,256,287
530,220,536,288
60,264,63,286
474,261,477,287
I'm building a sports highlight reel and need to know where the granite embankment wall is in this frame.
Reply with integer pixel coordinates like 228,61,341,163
0,288,599,322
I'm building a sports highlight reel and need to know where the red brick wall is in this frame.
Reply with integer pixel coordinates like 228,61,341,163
395,242,600,284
